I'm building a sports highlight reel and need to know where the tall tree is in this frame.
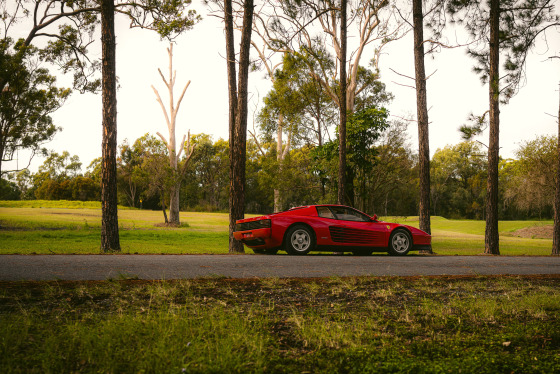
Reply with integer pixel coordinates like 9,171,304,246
246,23,293,212
447,0,558,254
152,43,196,225
412,0,431,244
555,82,560,255
338,0,348,205
100,0,120,252
257,0,402,204
485,0,500,254
224,0,254,253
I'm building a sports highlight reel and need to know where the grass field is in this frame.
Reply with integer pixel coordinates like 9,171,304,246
0,200,555,255
1,275,559,373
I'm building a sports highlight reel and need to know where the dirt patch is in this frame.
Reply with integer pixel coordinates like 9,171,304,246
508,225,553,239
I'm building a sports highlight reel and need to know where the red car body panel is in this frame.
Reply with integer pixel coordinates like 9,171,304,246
233,205,432,253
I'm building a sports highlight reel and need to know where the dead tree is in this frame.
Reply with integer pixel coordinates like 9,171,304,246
151,43,195,225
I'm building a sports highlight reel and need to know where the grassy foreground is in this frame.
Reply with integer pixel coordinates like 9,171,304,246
0,200,554,255
1,275,559,373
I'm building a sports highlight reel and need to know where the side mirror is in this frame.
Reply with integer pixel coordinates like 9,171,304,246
372,214,378,221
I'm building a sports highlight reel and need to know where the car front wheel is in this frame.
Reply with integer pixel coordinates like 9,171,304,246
388,229,412,256
285,225,315,255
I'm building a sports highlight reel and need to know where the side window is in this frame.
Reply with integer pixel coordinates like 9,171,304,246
330,206,370,222
317,206,335,219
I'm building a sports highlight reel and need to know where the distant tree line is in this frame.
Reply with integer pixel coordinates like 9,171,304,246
2,132,557,221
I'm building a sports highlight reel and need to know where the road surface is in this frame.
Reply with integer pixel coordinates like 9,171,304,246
0,254,559,281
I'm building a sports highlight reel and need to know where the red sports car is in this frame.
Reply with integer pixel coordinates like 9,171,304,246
233,205,431,255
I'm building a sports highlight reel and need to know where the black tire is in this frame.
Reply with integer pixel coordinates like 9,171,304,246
387,229,412,256
352,249,373,256
285,225,315,255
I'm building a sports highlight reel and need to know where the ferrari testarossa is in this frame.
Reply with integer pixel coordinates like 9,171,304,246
233,205,431,256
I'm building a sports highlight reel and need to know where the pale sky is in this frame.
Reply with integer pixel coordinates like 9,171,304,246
6,1,560,174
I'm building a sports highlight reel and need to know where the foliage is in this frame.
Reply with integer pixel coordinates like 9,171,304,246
312,107,392,208
431,142,487,219
505,136,556,218
446,0,559,101
0,39,69,175
0,178,20,200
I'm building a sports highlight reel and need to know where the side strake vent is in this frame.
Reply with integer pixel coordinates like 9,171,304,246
329,226,380,244
235,219,271,232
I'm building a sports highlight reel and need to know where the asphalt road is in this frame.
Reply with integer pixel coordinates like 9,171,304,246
0,254,559,281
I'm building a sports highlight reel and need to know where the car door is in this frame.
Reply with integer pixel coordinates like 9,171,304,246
326,206,387,247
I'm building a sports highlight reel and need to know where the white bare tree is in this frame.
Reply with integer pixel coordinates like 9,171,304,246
151,43,195,225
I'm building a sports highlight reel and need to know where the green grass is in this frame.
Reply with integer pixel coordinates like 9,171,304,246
0,201,555,255
0,200,134,209
1,276,559,373
382,216,553,255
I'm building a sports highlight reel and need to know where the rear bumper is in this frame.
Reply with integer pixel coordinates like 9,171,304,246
233,228,281,249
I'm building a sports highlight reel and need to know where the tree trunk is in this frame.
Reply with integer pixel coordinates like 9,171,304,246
338,0,347,205
274,114,291,213
226,0,253,253
274,117,283,213
413,0,432,252
169,184,180,224
152,44,192,226
553,82,560,255
485,0,500,255
161,194,169,224
100,0,120,252
225,0,242,253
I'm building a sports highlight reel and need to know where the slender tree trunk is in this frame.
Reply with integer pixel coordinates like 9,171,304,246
413,0,432,252
169,184,180,224
338,0,347,205
553,82,560,255
226,0,253,253
485,0,500,255
161,194,169,224
225,0,241,253
100,0,120,252
274,115,284,212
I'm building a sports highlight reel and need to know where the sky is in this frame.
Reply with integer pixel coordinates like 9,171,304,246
6,1,560,174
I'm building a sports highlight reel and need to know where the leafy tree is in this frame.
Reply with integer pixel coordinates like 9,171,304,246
447,0,559,254
312,107,390,207
0,39,69,176
366,120,417,216
430,142,487,219
260,0,402,204
182,136,229,211
0,177,21,200
117,134,172,215
505,136,556,218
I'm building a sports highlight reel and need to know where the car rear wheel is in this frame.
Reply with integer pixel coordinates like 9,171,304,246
285,225,315,255
388,229,412,256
